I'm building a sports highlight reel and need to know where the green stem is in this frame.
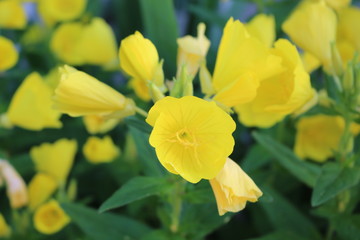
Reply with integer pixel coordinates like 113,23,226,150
326,224,334,240
170,180,185,233
135,107,148,118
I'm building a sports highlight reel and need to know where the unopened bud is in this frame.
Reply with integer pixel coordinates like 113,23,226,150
330,42,343,76
199,62,215,95
342,62,354,93
152,60,165,90
149,82,165,102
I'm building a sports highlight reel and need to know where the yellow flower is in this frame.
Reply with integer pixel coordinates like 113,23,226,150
294,114,360,162
83,115,119,134
212,18,283,108
83,136,120,164
301,51,321,73
177,23,210,77
5,72,62,130
0,160,28,209
338,6,360,52
28,173,58,211
0,36,18,72
245,14,275,48
0,0,27,29
34,200,70,235
50,22,85,65
324,0,351,10
146,96,236,183
129,78,152,101
30,139,77,184
210,158,262,216
54,65,135,117
0,213,11,238
282,0,337,69
234,39,315,128
38,0,86,22
76,18,118,67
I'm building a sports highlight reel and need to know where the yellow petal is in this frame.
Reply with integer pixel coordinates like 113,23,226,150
28,173,58,211
210,158,262,216
338,6,360,52
0,0,27,29
147,96,236,183
34,200,70,235
7,72,62,130
39,0,86,22
83,136,120,164
301,51,321,73
0,36,18,72
246,14,275,48
30,139,77,184
0,213,11,238
83,115,119,134
282,0,337,68
129,78,151,101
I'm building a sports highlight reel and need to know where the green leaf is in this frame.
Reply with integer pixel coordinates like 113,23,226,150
260,187,321,240
311,163,360,207
333,214,360,240
246,230,309,240
99,176,171,213
62,202,151,240
125,116,152,134
129,126,166,176
241,144,271,172
139,0,178,76
252,131,321,187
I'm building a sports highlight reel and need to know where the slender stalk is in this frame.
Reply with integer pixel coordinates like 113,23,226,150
135,107,148,118
170,180,185,233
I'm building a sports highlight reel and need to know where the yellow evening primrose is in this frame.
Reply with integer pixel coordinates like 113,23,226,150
234,39,315,128
0,213,11,238
177,23,210,77
30,139,77,184
324,0,351,10
83,136,120,164
38,0,86,22
301,51,321,73
28,173,58,211
282,0,337,69
212,18,283,108
245,14,275,48
83,115,119,134
53,65,136,117
0,36,18,72
338,6,360,53
0,160,28,209
0,0,27,29
146,96,236,183
4,72,62,130
210,158,262,216
34,200,70,235
294,114,360,162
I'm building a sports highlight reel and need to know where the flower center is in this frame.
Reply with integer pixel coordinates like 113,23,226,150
175,128,197,147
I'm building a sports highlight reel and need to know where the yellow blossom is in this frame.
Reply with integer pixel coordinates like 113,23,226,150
30,139,77,184
282,0,337,69
28,173,58,211
0,36,18,72
146,96,236,183
212,18,283,108
294,114,360,162
0,160,28,209
0,213,11,238
34,200,70,235
301,51,321,73
210,158,262,216
54,65,136,117
234,39,315,128
129,78,152,101
245,14,275,48
83,115,119,134
177,23,210,77
338,6,360,52
83,136,120,164
5,72,62,130
38,0,86,22
0,0,27,29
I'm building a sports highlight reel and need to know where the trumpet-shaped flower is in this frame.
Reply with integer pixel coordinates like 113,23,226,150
177,23,210,77
210,158,262,215
30,139,77,184
34,200,70,235
146,96,236,183
5,72,62,130
54,65,135,117
0,160,28,209
28,173,58,210
294,114,360,162
282,0,337,69
83,115,119,134
83,136,120,164
38,0,86,22
245,14,275,48
0,36,18,72
0,0,26,29
234,39,315,128
0,214,11,238
212,18,283,108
